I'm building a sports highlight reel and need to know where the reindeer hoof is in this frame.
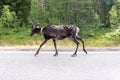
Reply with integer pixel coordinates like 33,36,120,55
34,54,37,57
71,54,77,57
53,53,58,56
83,49,87,54
34,52,39,57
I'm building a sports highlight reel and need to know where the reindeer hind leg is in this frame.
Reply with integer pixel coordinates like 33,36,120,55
76,36,87,54
71,37,79,57
53,39,58,56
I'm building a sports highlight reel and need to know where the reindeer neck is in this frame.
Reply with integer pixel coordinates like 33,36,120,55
40,28,43,34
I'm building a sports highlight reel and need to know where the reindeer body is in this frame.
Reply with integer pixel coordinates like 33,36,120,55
30,24,87,57
42,25,78,40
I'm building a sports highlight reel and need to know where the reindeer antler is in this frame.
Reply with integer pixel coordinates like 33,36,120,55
29,21,34,26
29,21,35,28
35,23,40,26
35,23,41,28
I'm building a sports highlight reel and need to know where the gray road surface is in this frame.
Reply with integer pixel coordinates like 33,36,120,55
0,51,120,80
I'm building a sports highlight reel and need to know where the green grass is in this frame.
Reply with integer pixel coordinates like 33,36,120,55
0,23,120,47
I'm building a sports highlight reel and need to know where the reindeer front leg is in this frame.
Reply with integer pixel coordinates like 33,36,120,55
53,39,58,56
35,39,48,56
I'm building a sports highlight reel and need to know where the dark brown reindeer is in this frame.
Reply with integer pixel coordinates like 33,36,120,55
30,23,87,57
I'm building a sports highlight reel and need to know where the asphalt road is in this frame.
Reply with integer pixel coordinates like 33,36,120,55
0,51,120,80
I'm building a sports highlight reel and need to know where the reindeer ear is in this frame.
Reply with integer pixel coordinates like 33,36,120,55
36,26,40,28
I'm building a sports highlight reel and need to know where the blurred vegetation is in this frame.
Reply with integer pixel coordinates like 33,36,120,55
0,0,120,46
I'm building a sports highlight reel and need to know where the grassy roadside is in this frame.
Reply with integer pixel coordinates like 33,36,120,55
0,24,120,47
0,37,119,47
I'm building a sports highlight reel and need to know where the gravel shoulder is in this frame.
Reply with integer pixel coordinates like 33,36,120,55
0,46,120,52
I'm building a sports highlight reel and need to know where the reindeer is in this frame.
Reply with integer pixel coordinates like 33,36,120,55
30,23,87,57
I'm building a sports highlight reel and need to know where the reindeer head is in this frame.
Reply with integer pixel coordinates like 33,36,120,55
30,22,41,36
